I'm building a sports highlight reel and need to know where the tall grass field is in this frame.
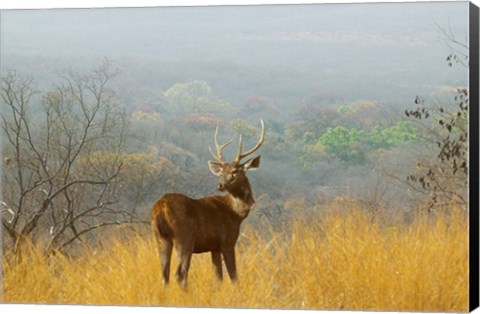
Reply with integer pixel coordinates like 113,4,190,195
1,207,469,312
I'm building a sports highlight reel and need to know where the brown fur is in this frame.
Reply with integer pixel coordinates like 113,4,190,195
151,166,258,287
151,120,264,288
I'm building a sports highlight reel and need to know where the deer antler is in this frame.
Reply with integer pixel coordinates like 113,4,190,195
235,120,265,163
209,126,233,163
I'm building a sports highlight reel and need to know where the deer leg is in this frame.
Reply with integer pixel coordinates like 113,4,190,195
152,220,173,286
175,244,193,288
158,239,173,286
211,251,223,281
222,247,238,282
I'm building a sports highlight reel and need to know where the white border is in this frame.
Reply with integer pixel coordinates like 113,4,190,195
0,0,476,10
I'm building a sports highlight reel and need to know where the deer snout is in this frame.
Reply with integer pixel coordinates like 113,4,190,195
217,183,226,191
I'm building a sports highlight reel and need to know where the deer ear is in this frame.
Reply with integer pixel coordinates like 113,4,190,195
242,155,261,172
208,161,223,176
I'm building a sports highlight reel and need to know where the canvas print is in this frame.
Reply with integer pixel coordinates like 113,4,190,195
0,1,476,312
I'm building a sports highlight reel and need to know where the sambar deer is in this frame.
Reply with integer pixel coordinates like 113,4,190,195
151,120,265,287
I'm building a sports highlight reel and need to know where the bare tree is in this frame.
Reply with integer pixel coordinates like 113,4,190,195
404,89,468,211
402,28,468,212
1,62,136,253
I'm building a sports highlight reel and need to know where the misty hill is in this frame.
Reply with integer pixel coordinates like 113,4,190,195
1,2,468,109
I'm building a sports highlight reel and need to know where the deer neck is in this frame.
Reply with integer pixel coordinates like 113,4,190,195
226,181,255,219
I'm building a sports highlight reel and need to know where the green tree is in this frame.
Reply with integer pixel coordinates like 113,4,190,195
231,119,258,138
367,121,417,149
316,126,367,164
163,80,233,117
313,123,417,164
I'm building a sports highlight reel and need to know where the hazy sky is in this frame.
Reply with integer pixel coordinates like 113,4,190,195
0,2,470,104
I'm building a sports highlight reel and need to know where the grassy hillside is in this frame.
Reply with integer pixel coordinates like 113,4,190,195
1,206,468,312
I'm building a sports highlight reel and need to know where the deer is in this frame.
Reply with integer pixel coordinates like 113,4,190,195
151,120,265,288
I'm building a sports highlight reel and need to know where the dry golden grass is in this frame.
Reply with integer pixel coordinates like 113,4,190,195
1,207,469,312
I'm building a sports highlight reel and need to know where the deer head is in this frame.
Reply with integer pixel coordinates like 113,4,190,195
208,120,265,194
